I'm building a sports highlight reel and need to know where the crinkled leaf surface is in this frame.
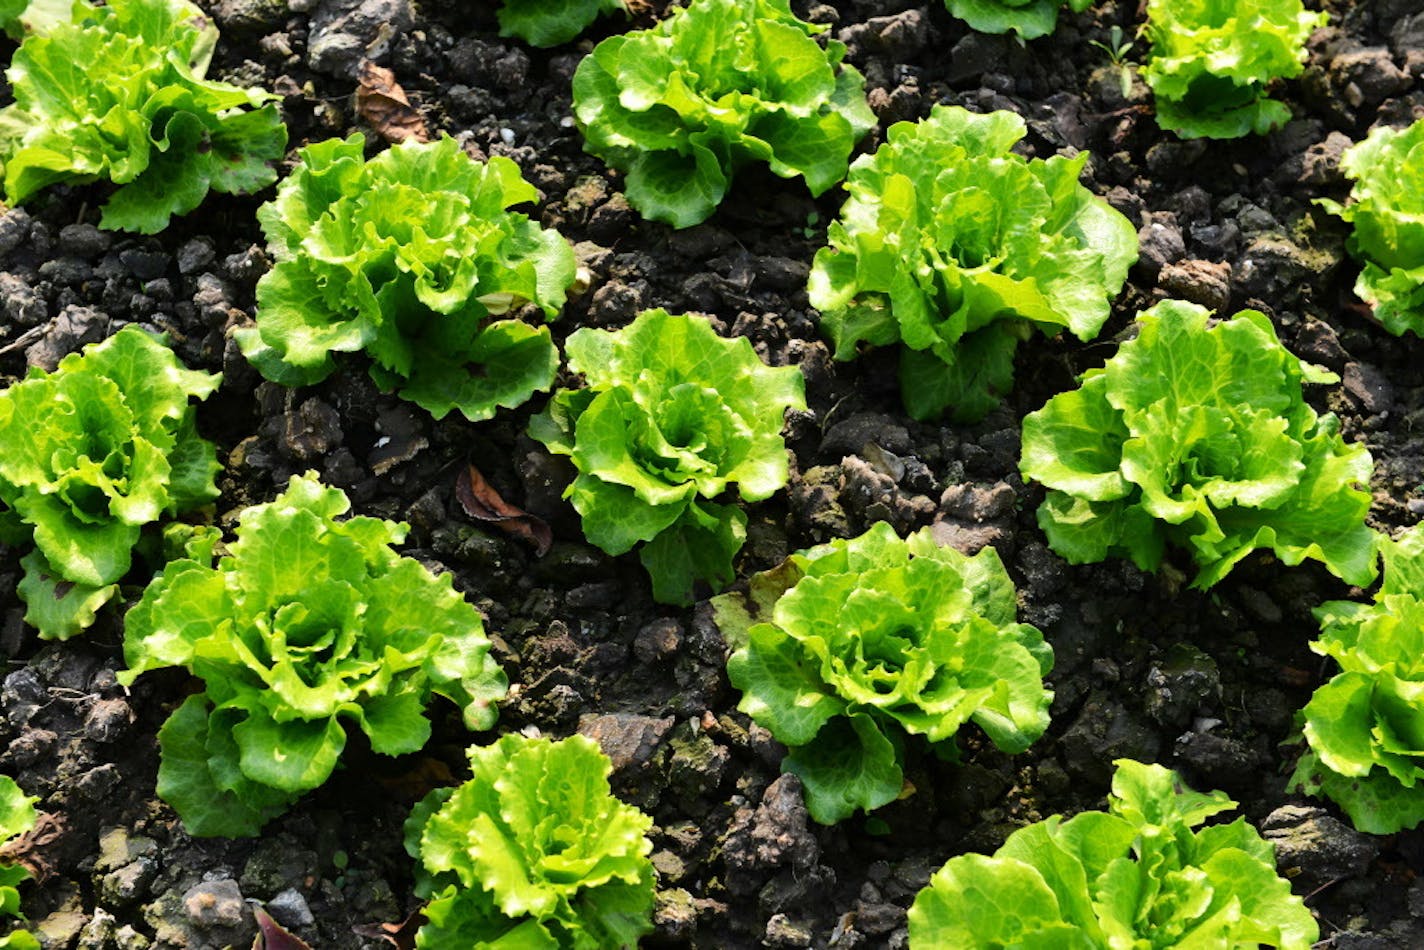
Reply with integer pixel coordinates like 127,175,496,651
571,0,873,227
530,309,804,605
497,0,623,47
809,105,1136,421
413,735,655,949
726,522,1052,822
241,134,574,420
1021,299,1376,588
123,473,507,835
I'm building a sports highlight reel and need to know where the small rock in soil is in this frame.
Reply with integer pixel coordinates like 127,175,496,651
308,0,414,78
577,712,674,789
1342,361,1394,415
183,879,247,929
750,774,819,870
1136,213,1186,278
26,306,109,372
266,888,315,928
1144,644,1221,730
1262,805,1378,892
1158,259,1232,312
1060,693,1162,785
821,412,912,459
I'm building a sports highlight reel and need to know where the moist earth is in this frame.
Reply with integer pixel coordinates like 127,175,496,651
1,0,1423,947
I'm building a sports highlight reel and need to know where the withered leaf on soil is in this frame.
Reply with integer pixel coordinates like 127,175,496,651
352,910,425,950
355,60,430,144
456,463,553,556
251,904,313,950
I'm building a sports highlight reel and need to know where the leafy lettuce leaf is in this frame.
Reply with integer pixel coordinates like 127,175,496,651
809,105,1137,421
497,0,624,47
722,522,1053,823
0,0,286,233
121,472,508,837
943,0,1092,40
407,734,656,949
1020,299,1376,589
1142,0,1326,139
236,134,575,422
1291,525,1424,833
529,309,805,605
909,759,1318,948
571,0,874,227
0,326,220,639
0,775,37,950
1318,118,1424,337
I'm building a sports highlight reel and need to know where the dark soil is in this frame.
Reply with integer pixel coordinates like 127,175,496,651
1,0,1422,947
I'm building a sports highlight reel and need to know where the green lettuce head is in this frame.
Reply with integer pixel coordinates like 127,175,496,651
571,0,874,228
909,759,1318,948
0,776,38,950
530,309,806,605
1020,299,1376,589
809,105,1137,422
942,0,1091,39
1291,525,1424,834
0,0,287,233
1142,0,1326,139
120,473,508,837
406,734,656,949
1319,118,1424,337
497,0,624,47
236,133,576,422
720,522,1053,824
0,326,221,640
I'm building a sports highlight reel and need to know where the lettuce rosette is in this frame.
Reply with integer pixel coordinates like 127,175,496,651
910,760,1317,948
1021,299,1377,589
120,473,508,837
720,522,1053,824
405,734,655,949
0,326,221,640
236,133,575,422
809,105,1137,422
1319,118,1424,337
1292,526,1424,833
530,309,806,606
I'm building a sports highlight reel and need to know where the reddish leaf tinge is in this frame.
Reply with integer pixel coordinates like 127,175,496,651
456,464,552,556
251,904,313,950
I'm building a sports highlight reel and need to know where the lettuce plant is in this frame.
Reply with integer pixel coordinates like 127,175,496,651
571,0,875,228
1142,0,1326,140
1319,118,1424,337
0,776,38,950
120,473,508,838
497,0,623,47
1020,299,1376,590
0,0,70,37
808,105,1137,422
1291,525,1424,834
0,326,221,641
0,0,287,233
530,309,805,606
943,0,1091,39
405,734,656,949
720,522,1053,824
909,759,1318,948
235,133,576,422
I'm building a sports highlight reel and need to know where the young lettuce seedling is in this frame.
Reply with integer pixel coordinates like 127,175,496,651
909,759,1318,948
530,309,806,606
1142,0,1326,139
405,734,656,949
0,326,221,640
120,473,508,837
1291,525,1424,834
572,0,875,228
719,522,1053,824
0,0,287,233
236,133,576,423
1318,117,1424,338
809,105,1137,422
1020,299,1377,589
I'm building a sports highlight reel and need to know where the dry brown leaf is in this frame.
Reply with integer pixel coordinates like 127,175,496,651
352,910,426,950
355,60,430,145
456,463,553,556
